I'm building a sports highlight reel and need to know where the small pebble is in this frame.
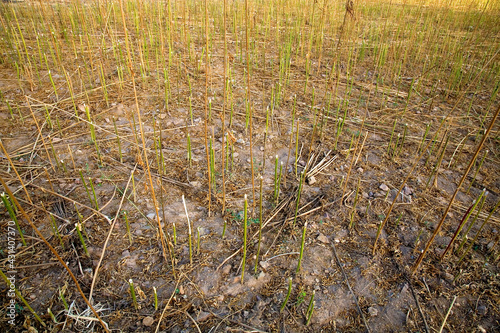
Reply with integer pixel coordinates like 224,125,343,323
143,316,154,327
260,261,270,270
477,305,487,316
317,233,330,244
368,307,378,317
379,184,390,191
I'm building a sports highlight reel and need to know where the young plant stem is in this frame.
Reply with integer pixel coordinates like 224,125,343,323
284,95,297,187
295,119,300,177
467,149,488,193
387,118,397,155
349,178,361,228
1,193,26,246
293,171,305,226
241,194,248,283
244,0,255,215
255,176,263,273
75,223,89,256
296,221,308,273
306,291,315,325
153,286,158,311
457,191,488,253
172,222,177,246
280,277,293,312
204,0,212,216
128,279,138,310
459,198,500,264
182,195,193,265
441,189,486,259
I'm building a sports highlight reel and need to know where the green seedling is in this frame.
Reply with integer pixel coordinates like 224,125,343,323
459,198,500,264
48,308,58,323
187,132,192,166
387,118,397,154
1,193,26,246
293,171,305,226
241,194,248,284
273,155,279,200
75,223,89,256
59,287,69,311
182,195,193,264
79,171,93,207
442,189,486,259
50,214,64,249
457,191,488,253
280,277,293,312
88,178,99,210
349,178,361,229
173,222,177,245
153,286,158,311
221,219,227,239
297,222,308,273
467,149,488,193
255,176,264,273
128,279,138,310
306,291,315,326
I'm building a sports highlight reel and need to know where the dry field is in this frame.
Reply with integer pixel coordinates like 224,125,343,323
0,0,499,332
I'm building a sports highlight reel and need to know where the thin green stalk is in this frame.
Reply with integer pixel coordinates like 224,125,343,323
182,195,193,265
88,178,99,210
295,119,300,177
128,279,138,310
222,220,227,239
75,223,89,256
50,214,64,249
255,176,263,273
306,291,315,325
441,189,486,259
387,119,397,154
241,194,248,284
1,193,26,246
459,198,500,264
293,171,305,226
113,117,123,163
457,191,488,253
395,123,408,158
59,288,69,311
79,171,93,207
153,286,158,311
296,221,308,273
187,132,192,167
467,149,488,193
273,155,279,200
349,178,361,229
280,277,293,312
173,222,177,246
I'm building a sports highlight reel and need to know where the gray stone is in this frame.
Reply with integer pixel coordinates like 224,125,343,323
379,184,390,191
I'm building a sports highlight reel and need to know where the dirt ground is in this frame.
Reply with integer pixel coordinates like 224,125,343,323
0,1,499,333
